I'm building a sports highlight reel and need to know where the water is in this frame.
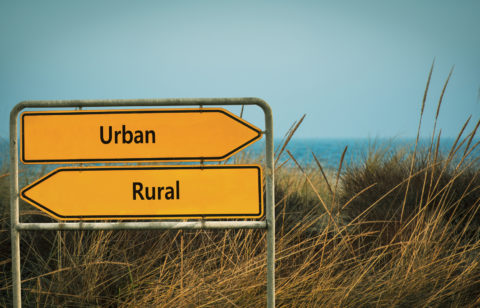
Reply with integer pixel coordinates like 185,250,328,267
246,137,479,169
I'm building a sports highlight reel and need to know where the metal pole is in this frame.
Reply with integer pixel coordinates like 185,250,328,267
10,105,22,308
261,103,275,308
17,221,267,231
13,97,268,109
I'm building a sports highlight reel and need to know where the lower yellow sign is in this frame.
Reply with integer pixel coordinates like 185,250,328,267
20,165,263,220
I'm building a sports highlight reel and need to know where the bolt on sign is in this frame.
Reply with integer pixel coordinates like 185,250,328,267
21,108,262,163
21,165,263,220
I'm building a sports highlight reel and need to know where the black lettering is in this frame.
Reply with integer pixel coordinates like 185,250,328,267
133,182,144,200
165,186,174,200
133,182,179,201
157,187,164,199
101,126,156,144
176,180,180,199
114,130,121,143
122,125,133,144
100,126,112,144
145,186,155,200
134,130,143,143
146,130,156,143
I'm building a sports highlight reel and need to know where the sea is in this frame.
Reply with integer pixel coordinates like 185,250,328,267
244,137,478,169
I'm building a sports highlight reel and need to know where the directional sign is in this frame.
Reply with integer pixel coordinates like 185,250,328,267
20,165,263,220
21,108,262,163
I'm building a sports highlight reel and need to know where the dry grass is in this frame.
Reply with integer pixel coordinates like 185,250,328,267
1,66,480,307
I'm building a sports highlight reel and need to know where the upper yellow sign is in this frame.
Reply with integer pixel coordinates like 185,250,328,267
21,108,262,163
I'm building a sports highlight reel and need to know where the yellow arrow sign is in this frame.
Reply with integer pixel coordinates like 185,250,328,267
20,165,263,220
21,108,262,163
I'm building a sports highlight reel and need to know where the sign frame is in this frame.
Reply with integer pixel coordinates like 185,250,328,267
9,98,275,308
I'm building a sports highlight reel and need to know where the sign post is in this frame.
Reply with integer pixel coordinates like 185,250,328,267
10,98,275,307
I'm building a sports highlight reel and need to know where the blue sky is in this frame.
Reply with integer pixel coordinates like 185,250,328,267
1,0,479,139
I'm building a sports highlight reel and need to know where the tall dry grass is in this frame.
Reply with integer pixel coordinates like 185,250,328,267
1,65,480,307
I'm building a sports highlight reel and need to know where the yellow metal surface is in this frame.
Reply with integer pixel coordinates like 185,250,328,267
21,108,262,163
20,165,263,220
